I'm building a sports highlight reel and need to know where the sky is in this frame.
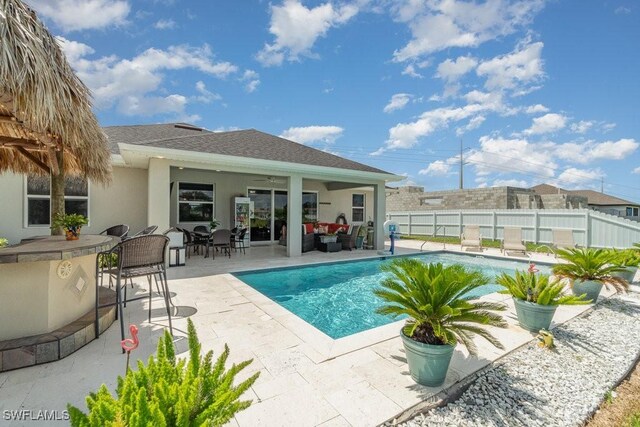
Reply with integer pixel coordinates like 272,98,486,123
26,0,640,202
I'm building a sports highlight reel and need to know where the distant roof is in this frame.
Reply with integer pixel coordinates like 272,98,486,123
104,123,389,174
531,184,638,206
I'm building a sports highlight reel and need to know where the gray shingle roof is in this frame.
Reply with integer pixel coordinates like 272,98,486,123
104,123,211,154
105,124,389,174
531,184,638,206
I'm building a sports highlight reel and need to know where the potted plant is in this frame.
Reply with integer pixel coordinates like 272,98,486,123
609,246,640,283
496,269,590,332
51,213,88,240
209,218,221,231
553,247,629,301
320,232,337,243
374,259,507,387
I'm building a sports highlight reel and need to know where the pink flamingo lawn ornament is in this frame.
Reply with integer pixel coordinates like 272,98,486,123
528,263,539,274
121,324,139,372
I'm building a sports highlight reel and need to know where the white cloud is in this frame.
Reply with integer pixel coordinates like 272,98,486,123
28,0,130,32
615,6,631,14
280,125,344,144
154,19,176,30
256,0,359,66
402,64,422,78
392,0,544,62
476,40,545,93
579,138,638,162
570,120,594,134
383,93,412,113
491,179,528,187
467,135,557,178
633,167,640,174
525,104,549,114
523,113,567,135
419,158,458,176
240,70,260,93
193,81,221,104
557,167,604,186
57,39,239,117
456,115,486,136
436,56,478,82
377,91,509,153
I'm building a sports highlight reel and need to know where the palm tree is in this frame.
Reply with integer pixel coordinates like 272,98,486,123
375,258,506,356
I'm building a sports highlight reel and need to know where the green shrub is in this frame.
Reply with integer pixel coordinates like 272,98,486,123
497,270,590,305
67,319,259,426
0,237,8,248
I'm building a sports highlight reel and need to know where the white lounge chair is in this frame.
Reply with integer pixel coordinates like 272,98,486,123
461,225,482,252
552,229,576,251
501,227,527,255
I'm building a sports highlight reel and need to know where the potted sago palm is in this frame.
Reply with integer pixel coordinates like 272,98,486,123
374,259,507,387
496,267,590,332
609,246,639,283
553,247,629,302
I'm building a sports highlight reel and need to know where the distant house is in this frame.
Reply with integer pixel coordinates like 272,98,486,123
531,184,640,220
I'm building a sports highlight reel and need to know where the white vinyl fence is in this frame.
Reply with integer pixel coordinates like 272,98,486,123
386,209,640,249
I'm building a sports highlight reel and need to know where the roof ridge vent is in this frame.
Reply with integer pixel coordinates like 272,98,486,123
174,123,203,131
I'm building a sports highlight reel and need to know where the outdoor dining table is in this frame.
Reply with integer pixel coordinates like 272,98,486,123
193,230,237,258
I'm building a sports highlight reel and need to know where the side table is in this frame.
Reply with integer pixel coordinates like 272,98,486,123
318,241,342,253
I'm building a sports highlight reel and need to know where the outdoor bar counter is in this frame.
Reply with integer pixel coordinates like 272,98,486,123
0,235,118,342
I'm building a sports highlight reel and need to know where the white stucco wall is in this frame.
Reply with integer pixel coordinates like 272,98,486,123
168,168,374,231
0,166,147,244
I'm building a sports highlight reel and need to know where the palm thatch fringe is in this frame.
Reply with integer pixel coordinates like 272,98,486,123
0,0,111,183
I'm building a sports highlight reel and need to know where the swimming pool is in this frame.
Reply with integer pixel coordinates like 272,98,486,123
234,252,551,339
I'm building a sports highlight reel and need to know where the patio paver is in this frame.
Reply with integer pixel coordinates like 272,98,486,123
0,241,604,426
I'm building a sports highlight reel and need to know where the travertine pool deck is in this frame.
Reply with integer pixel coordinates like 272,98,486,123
0,241,616,426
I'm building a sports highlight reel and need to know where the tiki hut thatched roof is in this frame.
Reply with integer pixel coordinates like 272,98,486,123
0,0,111,183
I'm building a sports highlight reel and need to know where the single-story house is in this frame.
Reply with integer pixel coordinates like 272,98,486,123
532,184,640,220
0,123,402,256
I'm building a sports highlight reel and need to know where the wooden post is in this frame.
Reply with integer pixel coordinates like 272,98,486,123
50,150,65,235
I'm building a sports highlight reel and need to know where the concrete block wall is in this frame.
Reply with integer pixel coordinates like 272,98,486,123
387,186,536,212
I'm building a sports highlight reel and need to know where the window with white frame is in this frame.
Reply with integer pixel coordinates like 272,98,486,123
178,182,214,222
26,175,89,226
352,193,365,223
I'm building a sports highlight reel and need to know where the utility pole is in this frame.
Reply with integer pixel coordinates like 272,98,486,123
601,177,604,193
459,139,464,190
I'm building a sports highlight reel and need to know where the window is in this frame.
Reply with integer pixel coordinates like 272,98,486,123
352,193,365,223
26,175,89,226
178,182,214,222
627,207,639,217
302,192,318,223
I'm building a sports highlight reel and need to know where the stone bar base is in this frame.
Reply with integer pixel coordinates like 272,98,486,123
0,287,116,372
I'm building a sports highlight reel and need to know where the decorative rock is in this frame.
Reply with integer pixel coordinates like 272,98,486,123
394,293,640,427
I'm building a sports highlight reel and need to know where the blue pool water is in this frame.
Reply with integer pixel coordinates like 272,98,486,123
234,253,551,339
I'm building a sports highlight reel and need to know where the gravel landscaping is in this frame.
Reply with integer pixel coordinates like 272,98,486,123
397,289,640,427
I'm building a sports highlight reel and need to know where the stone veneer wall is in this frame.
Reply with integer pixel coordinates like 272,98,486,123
386,186,536,211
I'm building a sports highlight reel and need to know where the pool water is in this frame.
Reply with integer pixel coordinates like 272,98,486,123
234,253,551,339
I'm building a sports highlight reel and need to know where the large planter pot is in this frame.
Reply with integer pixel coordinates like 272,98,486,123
616,267,638,283
572,279,603,302
513,298,558,332
400,330,454,387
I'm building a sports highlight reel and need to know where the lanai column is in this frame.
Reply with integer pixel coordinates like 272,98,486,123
287,174,303,257
373,181,386,250
148,157,170,233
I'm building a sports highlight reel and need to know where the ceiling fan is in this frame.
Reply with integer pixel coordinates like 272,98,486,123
252,176,286,184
